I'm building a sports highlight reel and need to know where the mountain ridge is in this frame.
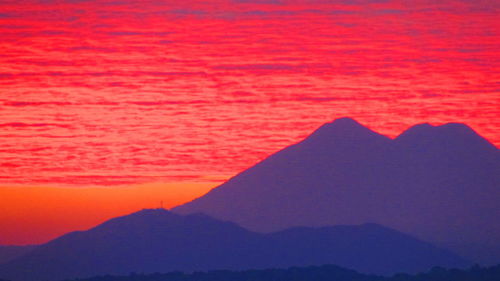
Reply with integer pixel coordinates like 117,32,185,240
173,117,500,264
0,209,468,281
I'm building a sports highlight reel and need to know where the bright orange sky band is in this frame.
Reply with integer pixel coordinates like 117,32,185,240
0,183,214,245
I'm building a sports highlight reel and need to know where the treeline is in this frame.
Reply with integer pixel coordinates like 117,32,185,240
62,264,500,281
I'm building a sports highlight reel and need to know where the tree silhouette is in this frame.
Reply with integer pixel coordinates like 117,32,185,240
55,264,500,281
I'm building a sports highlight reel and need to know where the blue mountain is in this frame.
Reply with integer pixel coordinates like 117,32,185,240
0,209,467,281
174,117,500,264
0,246,37,265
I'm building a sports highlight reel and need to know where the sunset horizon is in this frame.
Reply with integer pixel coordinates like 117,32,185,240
1,117,497,245
0,0,498,280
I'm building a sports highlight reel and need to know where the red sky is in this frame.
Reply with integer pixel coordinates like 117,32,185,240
0,0,499,245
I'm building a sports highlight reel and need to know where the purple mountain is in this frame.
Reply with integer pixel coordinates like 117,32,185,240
0,209,467,281
174,117,500,264
0,246,37,265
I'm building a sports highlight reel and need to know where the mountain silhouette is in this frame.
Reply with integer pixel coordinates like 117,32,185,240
38,264,500,281
174,117,500,264
0,246,37,265
0,209,467,281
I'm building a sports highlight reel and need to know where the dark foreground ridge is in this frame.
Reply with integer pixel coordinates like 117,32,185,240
0,246,37,265
0,209,467,281
61,264,500,281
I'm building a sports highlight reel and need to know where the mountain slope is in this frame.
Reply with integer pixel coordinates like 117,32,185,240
0,209,467,281
0,246,37,265
174,117,500,263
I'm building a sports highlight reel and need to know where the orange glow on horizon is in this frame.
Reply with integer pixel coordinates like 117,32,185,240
0,182,215,245
0,0,498,246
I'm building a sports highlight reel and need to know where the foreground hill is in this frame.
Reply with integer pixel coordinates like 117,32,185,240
0,209,467,281
0,246,37,265
61,264,500,281
174,117,500,263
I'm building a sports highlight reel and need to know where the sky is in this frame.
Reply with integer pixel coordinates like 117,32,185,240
0,0,499,245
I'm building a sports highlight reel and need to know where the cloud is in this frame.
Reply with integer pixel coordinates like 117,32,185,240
213,63,331,71
0,122,72,128
107,31,173,36
233,0,285,4
0,13,14,18
232,0,389,4
4,101,74,107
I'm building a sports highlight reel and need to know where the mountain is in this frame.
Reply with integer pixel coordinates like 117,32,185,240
0,246,37,265
174,117,500,264
0,209,467,281
55,264,500,281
